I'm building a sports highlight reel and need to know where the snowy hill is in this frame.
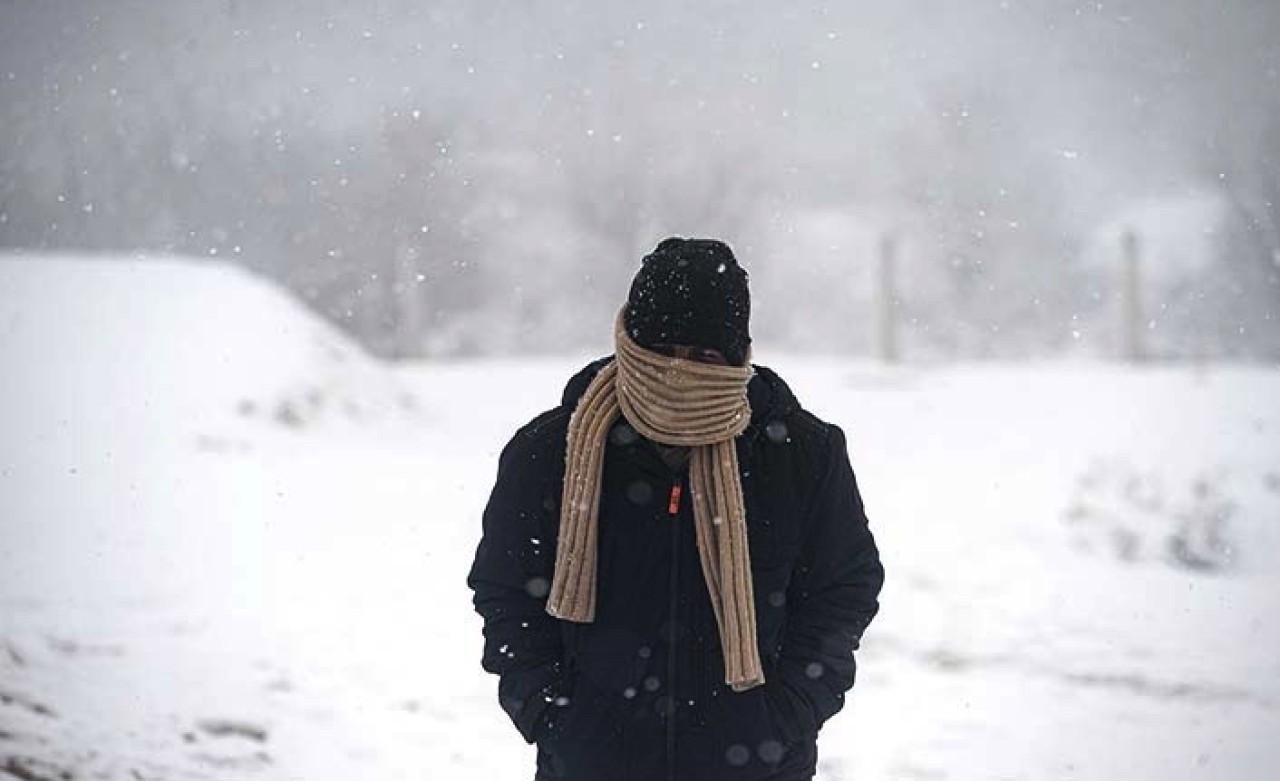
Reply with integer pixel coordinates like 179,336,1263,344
0,254,423,444
1,256,1279,780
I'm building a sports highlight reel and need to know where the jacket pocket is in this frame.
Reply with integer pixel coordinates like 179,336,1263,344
695,685,795,775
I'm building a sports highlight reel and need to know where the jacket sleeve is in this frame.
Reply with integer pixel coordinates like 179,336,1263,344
766,423,885,743
466,425,569,744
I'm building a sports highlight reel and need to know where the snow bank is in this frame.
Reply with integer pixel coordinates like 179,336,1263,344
0,254,423,450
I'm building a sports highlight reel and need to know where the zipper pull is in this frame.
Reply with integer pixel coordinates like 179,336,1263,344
667,482,683,516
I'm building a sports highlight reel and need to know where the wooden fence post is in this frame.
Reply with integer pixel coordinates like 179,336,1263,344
393,244,423,359
1121,229,1144,363
877,233,899,364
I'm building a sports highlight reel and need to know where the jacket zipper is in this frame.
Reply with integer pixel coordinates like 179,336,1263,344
666,478,681,781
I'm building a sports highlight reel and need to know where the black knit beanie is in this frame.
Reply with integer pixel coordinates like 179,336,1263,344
624,237,752,366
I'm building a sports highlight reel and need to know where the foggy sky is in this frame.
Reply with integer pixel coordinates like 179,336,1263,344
5,1,1275,209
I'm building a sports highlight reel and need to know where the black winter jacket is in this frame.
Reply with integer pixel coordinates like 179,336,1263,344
468,359,884,781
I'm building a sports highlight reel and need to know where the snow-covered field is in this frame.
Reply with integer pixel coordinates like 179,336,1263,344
2,255,1279,781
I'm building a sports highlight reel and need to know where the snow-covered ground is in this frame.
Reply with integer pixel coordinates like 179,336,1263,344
2,255,1278,781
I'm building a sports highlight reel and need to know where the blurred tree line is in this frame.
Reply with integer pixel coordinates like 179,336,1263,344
1,0,1277,361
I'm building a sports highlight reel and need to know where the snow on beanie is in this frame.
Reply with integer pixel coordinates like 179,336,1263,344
624,237,752,367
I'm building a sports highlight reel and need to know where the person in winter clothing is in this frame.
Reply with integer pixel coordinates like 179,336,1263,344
467,237,885,781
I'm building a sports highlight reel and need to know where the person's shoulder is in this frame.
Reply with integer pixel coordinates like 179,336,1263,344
511,404,571,447
502,356,613,454
749,363,851,473
749,363,836,445
784,407,834,443
786,411,846,477
490,405,570,483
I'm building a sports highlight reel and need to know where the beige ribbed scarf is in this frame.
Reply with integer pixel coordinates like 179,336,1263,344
546,309,764,692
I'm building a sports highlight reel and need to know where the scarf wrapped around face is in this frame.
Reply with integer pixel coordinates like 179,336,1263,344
546,309,763,692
